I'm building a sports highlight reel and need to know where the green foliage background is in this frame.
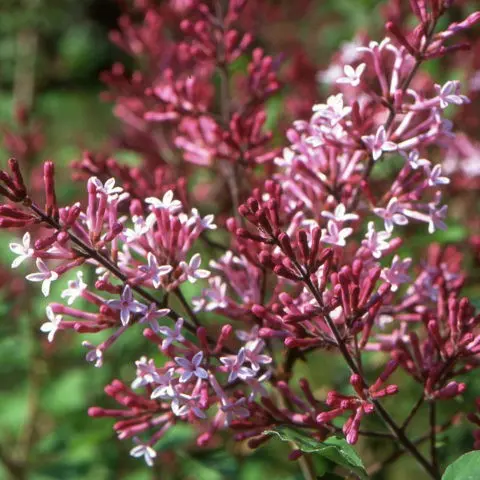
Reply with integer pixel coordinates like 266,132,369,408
0,1,478,479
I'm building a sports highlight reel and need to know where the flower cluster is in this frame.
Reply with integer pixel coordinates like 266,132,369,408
1,1,480,479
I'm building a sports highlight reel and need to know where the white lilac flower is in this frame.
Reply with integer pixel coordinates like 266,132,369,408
175,351,208,383
373,197,408,233
145,190,182,213
26,258,58,297
321,220,353,247
138,252,172,288
336,63,366,87
61,271,87,305
321,203,359,223
107,285,145,326
9,232,34,268
123,214,155,243
130,439,157,467
362,222,391,259
381,255,412,292
156,317,185,350
312,93,351,125
179,253,210,283
40,306,62,343
361,126,397,161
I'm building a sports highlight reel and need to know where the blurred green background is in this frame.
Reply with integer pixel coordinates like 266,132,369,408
0,1,478,479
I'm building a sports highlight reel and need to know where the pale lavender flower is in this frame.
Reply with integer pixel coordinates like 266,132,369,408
374,197,408,232
220,348,255,383
145,190,182,213
219,397,250,426
244,339,272,371
107,285,145,326
434,81,470,109
179,253,210,283
321,203,359,223
362,126,397,161
156,317,185,350
61,271,87,305
403,150,430,170
9,232,34,268
381,255,412,292
26,258,58,297
131,357,160,389
139,252,172,288
175,351,208,383
321,220,353,247
82,341,104,368
130,439,157,467
90,177,124,201
362,222,391,259
40,306,62,343
426,164,450,186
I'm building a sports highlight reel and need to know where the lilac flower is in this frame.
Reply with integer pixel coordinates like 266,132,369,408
26,258,58,297
131,357,160,389
107,285,145,326
381,255,412,292
373,197,408,233
156,317,185,350
90,177,124,201
61,271,87,305
139,252,173,288
434,81,470,109
130,439,157,467
403,150,430,170
219,397,250,426
171,393,206,418
82,341,103,368
40,306,62,343
312,93,351,125
427,202,448,234
220,348,255,383
179,253,210,283
336,63,366,87
426,164,450,186
139,303,171,329
175,351,208,383
361,126,397,161
145,190,182,213
362,222,391,259
123,214,155,243
9,232,34,268
357,38,391,54
321,203,359,223
321,220,353,247
150,369,175,399
244,339,272,371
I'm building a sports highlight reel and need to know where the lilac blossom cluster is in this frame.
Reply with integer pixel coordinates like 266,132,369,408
1,1,480,479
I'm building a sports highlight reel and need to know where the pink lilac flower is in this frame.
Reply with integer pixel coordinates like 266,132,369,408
403,150,430,170
361,126,397,161
244,339,272,371
426,164,450,186
138,304,171,329
373,197,408,233
179,253,210,283
61,271,87,305
90,177,124,201
336,63,366,87
40,306,62,343
175,351,208,383
150,369,175,399
131,357,160,389
321,220,353,247
156,317,185,350
107,285,145,326
26,258,58,296
381,255,412,292
9,232,34,268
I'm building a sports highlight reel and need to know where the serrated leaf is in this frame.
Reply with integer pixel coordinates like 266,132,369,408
265,426,368,479
442,451,480,480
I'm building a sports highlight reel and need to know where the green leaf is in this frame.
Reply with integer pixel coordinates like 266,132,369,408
265,426,368,479
442,451,480,480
